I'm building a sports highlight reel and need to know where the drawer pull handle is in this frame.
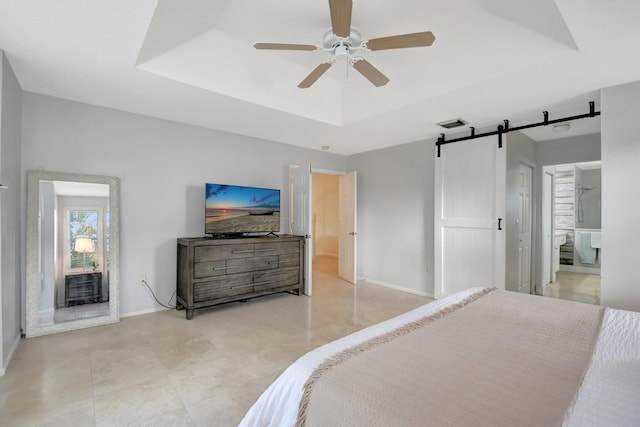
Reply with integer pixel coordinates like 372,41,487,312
230,281,275,290
212,266,239,271
230,283,254,290
231,249,274,254
253,280,276,287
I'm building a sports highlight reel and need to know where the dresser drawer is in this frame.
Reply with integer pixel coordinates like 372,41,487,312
194,243,254,262
193,273,254,302
254,241,300,256
276,253,300,268
254,267,300,292
68,286,97,298
194,256,279,279
194,259,228,278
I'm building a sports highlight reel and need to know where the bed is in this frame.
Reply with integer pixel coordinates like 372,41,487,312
239,287,640,427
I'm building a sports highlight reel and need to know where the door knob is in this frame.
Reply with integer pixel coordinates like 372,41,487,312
348,232,357,236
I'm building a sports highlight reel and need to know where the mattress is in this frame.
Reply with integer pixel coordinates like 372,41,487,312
239,288,640,427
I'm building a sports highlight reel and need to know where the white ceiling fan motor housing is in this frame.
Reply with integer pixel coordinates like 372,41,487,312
322,27,362,52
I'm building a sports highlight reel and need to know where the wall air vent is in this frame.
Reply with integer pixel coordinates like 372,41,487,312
437,118,467,129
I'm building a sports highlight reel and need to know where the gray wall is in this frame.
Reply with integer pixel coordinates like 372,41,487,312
21,93,347,317
1,51,22,372
601,81,640,311
505,132,537,292
348,139,434,296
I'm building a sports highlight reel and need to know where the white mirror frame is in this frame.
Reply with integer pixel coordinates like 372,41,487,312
25,170,120,337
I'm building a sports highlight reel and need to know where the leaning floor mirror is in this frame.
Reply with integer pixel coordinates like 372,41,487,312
26,170,120,337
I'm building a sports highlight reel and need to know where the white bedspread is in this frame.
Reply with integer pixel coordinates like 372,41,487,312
239,288,640,427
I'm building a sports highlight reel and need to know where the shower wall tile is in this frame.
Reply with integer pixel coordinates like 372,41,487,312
554,166,575,264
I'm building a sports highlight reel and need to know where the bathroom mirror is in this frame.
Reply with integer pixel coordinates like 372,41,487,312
26,170,120,337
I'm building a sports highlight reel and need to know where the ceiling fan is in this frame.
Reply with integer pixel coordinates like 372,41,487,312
254,0,435,88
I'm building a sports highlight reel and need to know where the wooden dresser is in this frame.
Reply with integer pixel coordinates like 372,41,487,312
176,235,304,319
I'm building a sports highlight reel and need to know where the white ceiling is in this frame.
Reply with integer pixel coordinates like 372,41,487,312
1,0,638,155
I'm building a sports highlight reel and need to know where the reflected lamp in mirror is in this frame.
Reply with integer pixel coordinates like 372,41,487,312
74,237,94,271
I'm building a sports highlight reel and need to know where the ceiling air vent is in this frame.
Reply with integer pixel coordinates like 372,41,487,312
437,118,467,129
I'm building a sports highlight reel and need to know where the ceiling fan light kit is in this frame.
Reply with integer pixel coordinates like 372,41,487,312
254,0,435,88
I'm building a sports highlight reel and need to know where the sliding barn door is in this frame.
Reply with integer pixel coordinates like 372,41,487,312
434,135,506,299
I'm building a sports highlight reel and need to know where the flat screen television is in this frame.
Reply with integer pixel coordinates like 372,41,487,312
205,183,281,237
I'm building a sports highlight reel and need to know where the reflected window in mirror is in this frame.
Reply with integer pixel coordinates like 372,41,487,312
67,208,101,272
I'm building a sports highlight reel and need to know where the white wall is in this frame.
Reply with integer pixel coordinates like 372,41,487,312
21,93,347,317
601,81,640,311
312,173,339,257
1,51,22,373
348,139,434,296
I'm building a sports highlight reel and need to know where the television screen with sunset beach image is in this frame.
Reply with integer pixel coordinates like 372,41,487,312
205,183,281,235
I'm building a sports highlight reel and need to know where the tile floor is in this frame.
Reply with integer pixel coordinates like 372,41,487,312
542,270,601,305
0,256,430,426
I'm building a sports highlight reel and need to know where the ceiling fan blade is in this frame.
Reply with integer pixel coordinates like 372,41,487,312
365,31,435,51
298,63,333,88
254,43,318,51
329,0,353,38
352,59,389,87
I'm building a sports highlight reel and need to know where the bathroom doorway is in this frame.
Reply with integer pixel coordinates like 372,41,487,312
311,171,357,286
541,161,601,304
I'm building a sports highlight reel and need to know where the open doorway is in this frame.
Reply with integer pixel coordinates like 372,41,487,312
540,161,601,305
312,172,340,281
290,165,357,296
311,170,357,287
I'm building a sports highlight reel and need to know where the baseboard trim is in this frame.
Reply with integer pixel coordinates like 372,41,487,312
358,277,434,298
1,332,22,376
120,305,168,318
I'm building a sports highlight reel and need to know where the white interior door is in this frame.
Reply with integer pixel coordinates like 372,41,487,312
542,171,553,287
434,135,506,299
338,171,357,284
291,164,313,295
517,164,533,294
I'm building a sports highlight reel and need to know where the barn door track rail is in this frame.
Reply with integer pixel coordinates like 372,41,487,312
435,101,600,158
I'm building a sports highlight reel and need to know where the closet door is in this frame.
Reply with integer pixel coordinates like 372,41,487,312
434,135,506,299
338,171,357,284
